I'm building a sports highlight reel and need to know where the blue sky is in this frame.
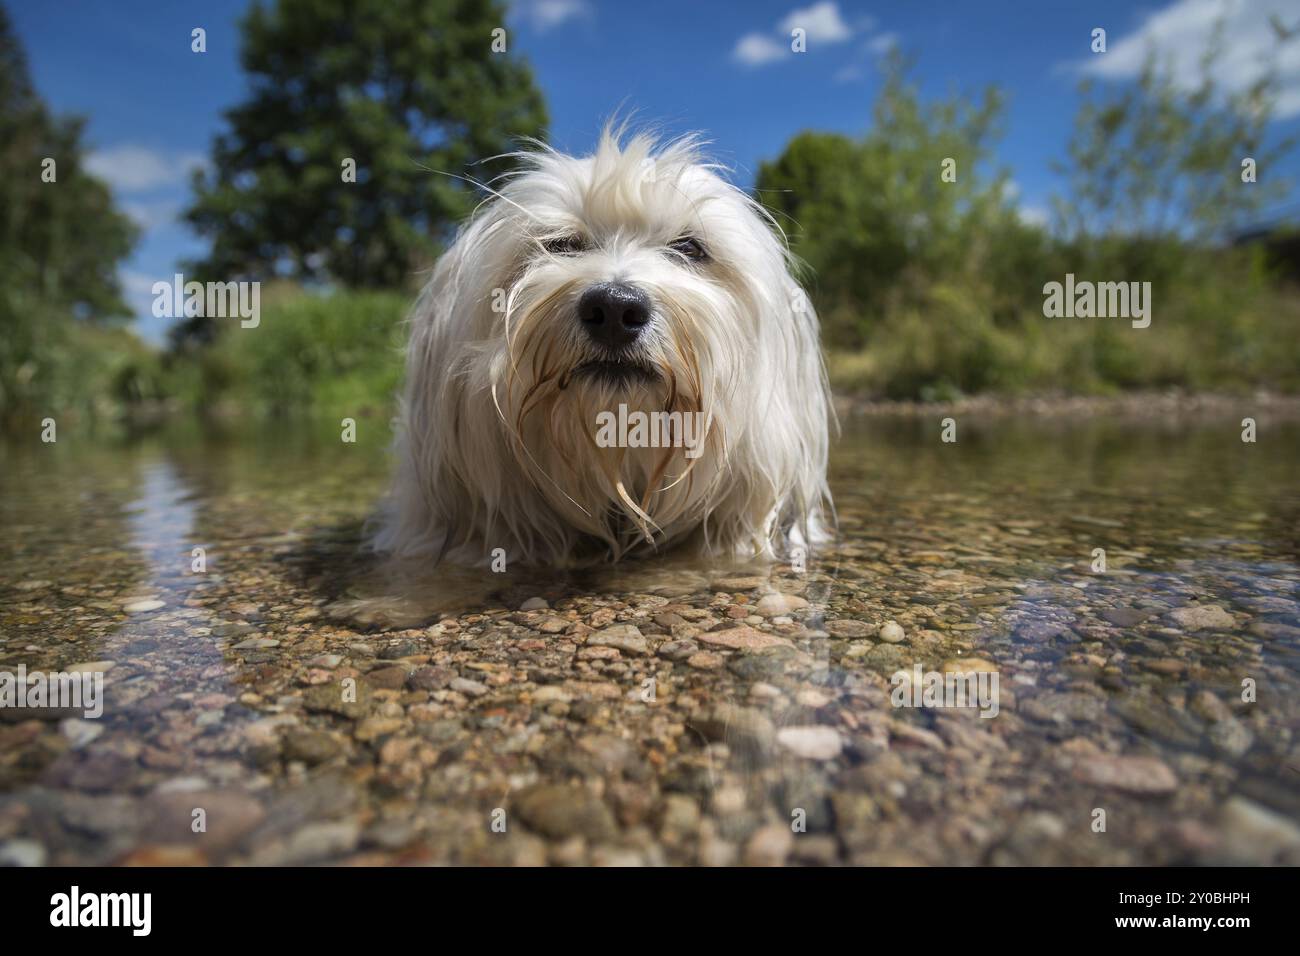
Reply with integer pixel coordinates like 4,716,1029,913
11,0,1300,342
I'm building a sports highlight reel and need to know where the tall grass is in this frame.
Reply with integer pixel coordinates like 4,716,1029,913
176,286,409,424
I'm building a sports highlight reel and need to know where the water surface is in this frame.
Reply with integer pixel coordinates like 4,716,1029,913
1,411,1297,865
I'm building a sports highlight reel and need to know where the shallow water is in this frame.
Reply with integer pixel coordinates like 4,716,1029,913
1,411,1297,865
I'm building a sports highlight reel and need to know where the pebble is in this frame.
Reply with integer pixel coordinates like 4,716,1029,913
365,665,411,690
59,718,104,748
449,677,490,698
743,823,794,866
1073,754,1177,794
776,726,843,760
232,636,279,650
586,624,649,656
1214,797,1300,864
0,839,46,867
687,651,724,670
878,621,906,643
409,665,454,690
689,705,774,759
826,619,874,638
283,729,342,765
755,593,808,616
656,640,699,661
515,784,618,842
1166,605,1235,631
696,627,791,651
277,821,361,864
1100,607,1156,627
123,599,166,613
520,597,550,610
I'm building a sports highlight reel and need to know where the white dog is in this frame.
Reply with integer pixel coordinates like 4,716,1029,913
375,126,833,566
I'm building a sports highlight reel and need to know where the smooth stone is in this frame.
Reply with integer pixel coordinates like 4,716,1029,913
59,718,104,748
515,784,618,842
278,821,361,864
1166,605,1235,631
1214,797,1300,863
776,725,843,760
0,839,46,867
586,624,649,656
743,823,793,866
123,599,166,613
697,627,792,651
232,636,279,649
687,651,725,670
364,665,411,690
826,619,874,638
449,677,489,697
755,593,808,616
283,729,342,765
878,621,906,643
1100,608,1156,627
1073,754,1177,794
688,705,774,760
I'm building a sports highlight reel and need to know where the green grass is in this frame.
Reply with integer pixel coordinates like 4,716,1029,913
187,285,409,422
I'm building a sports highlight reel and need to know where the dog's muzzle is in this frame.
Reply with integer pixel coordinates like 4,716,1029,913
577,281,651,351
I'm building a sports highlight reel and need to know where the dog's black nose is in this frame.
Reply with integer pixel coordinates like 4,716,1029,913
578,282,651,350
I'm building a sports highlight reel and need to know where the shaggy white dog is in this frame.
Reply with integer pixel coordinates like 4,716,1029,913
375,127,833,566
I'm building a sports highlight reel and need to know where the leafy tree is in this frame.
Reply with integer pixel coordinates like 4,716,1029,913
0,6,136,320
756,52,1020,350
1053,21,1296,247
0,3,139,426
184,0,548,298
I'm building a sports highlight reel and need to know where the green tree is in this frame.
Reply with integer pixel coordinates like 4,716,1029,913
0,6,136,319
756,52,1021,351
184,0,548,299
1054,22,1296,247
0,3,140,427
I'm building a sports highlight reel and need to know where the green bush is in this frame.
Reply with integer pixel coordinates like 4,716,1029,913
195,286,407,419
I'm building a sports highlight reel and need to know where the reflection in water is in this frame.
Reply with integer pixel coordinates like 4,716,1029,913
0,412,1297,865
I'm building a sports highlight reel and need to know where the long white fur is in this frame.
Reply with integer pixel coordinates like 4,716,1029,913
373,125,834,566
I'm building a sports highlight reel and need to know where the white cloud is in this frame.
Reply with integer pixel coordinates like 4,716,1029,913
513,0,591,31
733,32,789,67
1073,0,1300,119
779,2,853,44
734,2,862,67
85,145,206,193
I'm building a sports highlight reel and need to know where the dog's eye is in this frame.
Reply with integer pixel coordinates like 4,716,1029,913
669,237,708,262
542,235,585,255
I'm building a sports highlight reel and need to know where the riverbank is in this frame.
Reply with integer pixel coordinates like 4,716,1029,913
834,389,1300,421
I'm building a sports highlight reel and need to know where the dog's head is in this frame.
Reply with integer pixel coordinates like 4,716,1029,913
402,126,828,560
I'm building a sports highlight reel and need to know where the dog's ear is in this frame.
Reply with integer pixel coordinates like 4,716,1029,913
374,201,515,558
740,201,836,553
